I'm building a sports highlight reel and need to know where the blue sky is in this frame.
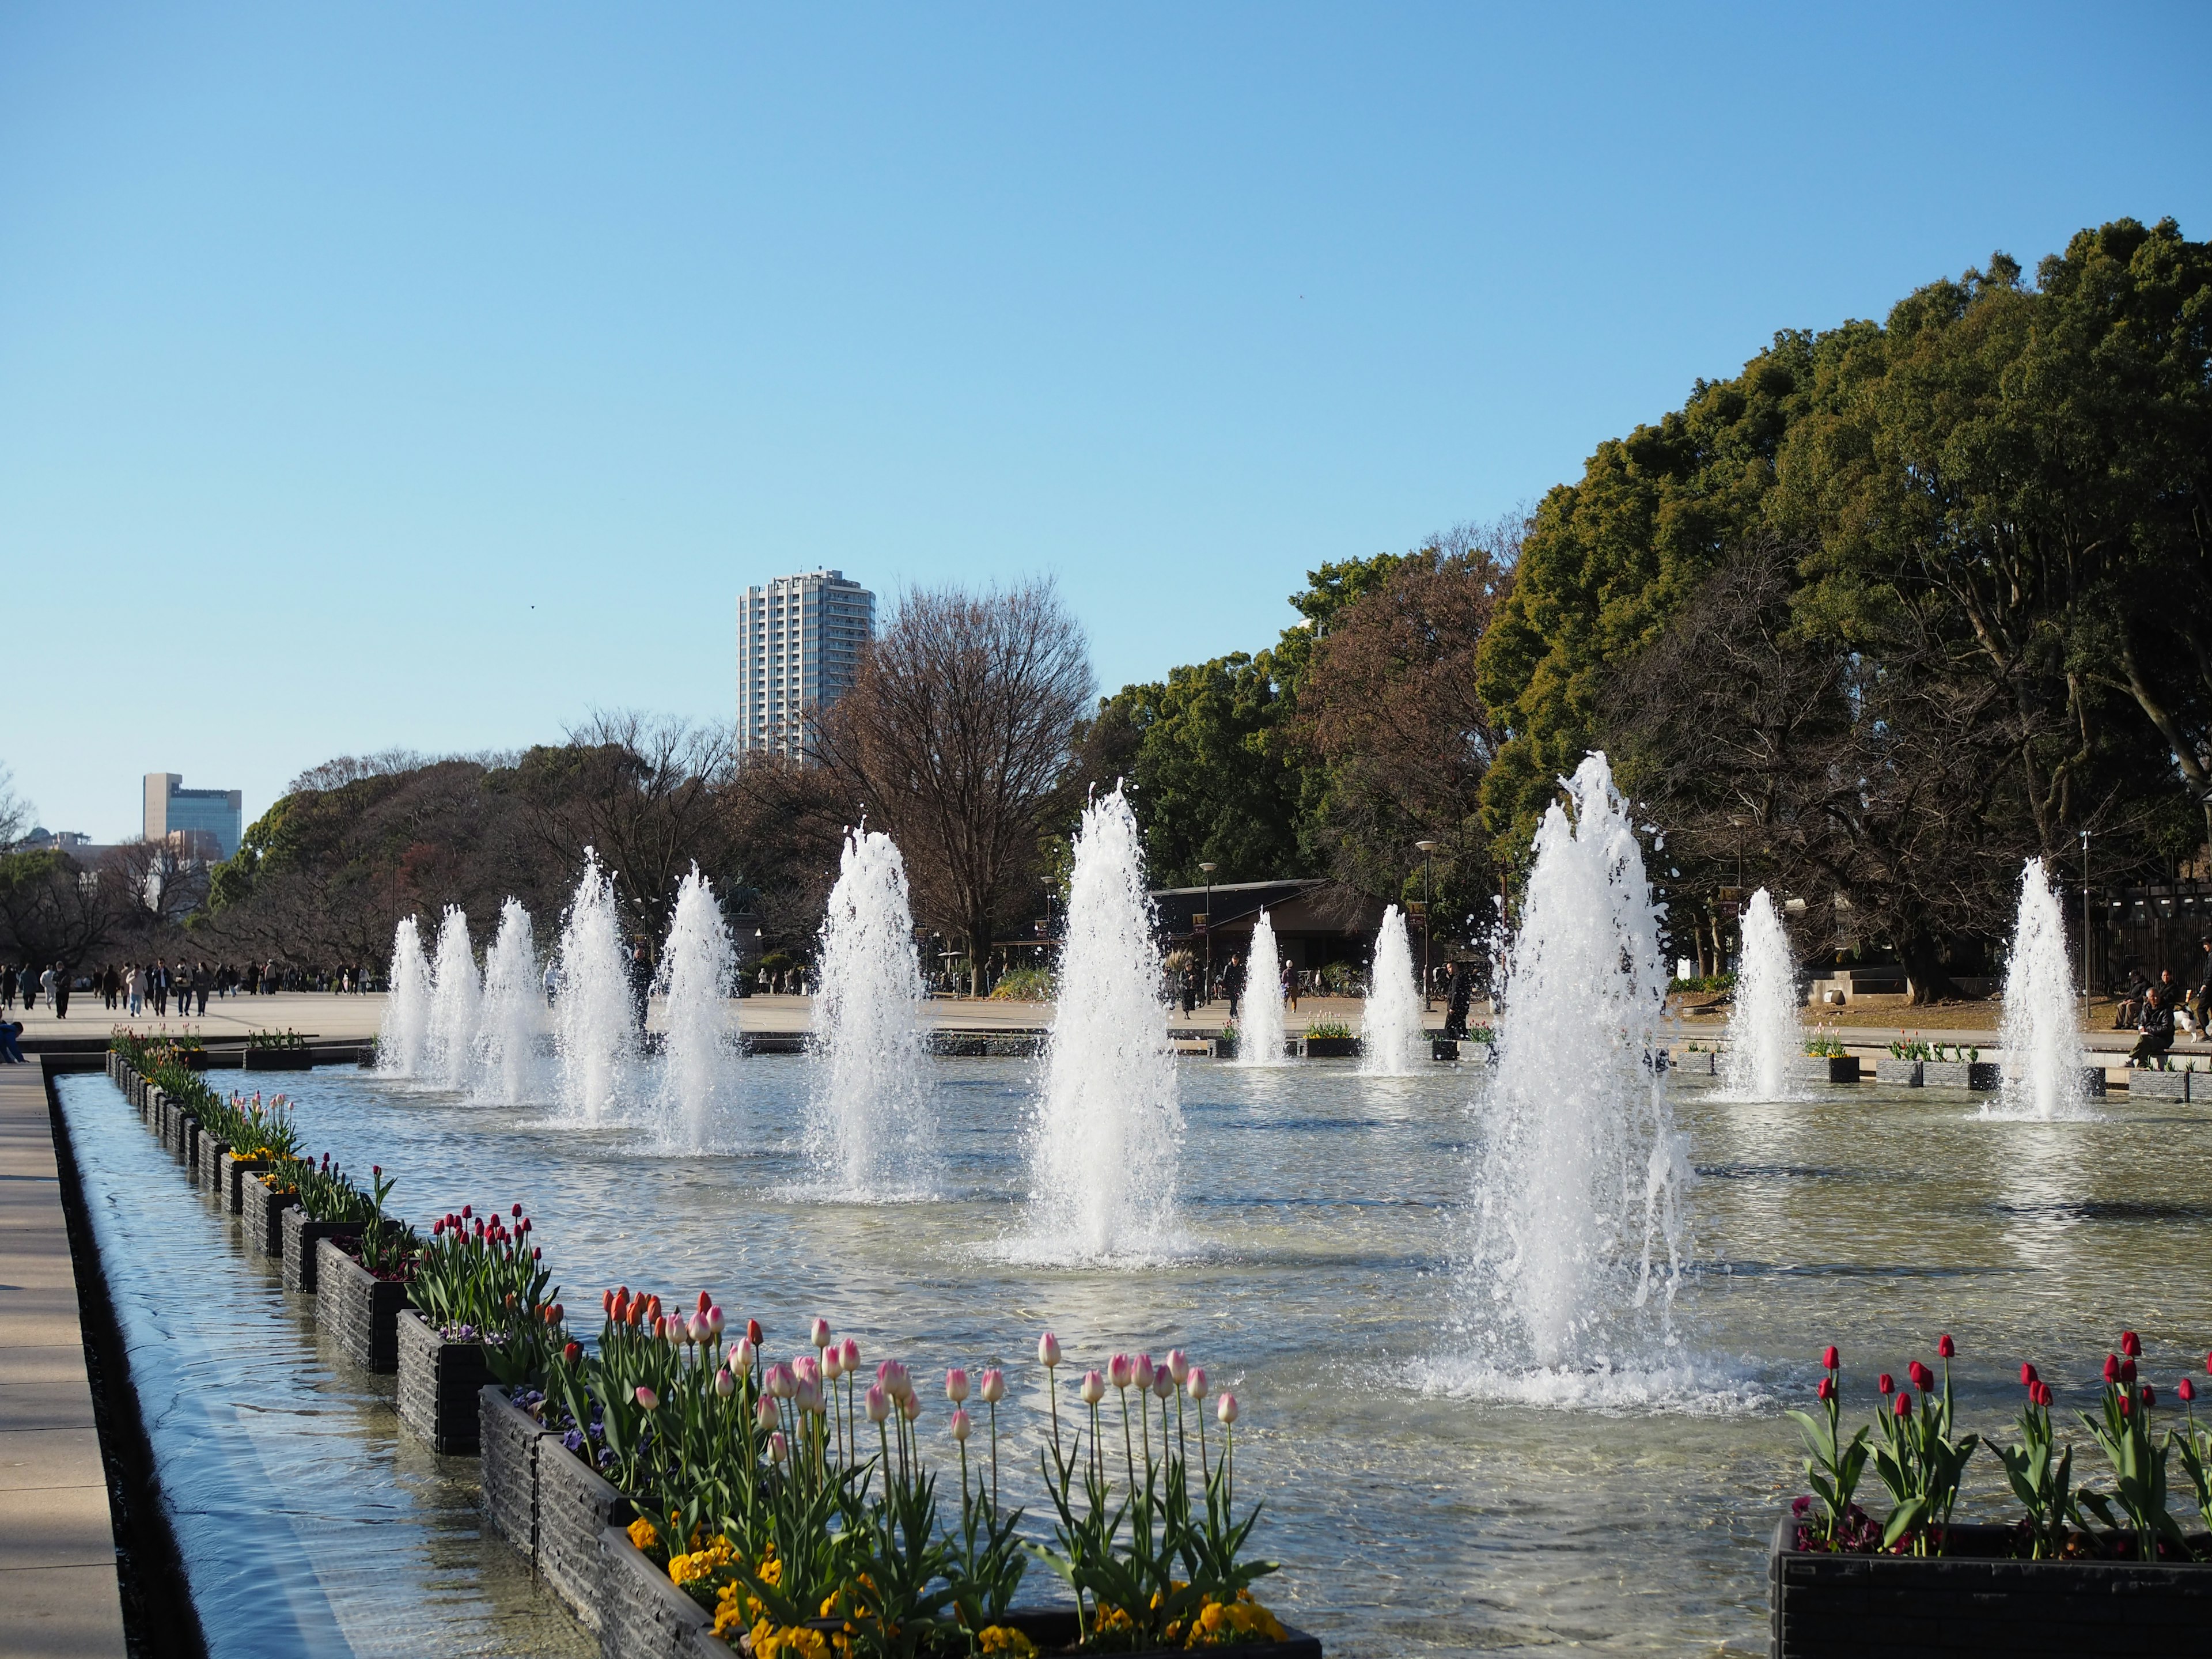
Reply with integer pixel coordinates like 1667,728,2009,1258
5,3,2208,840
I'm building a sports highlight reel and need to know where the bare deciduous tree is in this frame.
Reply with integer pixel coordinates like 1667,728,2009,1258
814,579,1093,992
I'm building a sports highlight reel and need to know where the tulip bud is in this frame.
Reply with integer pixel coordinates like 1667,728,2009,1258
765,1362,795,1399
1878,1374,1894,1395
512,1202,522,1218
979,1368,1006,1404
900,1391,922,1422
1152,1368,1175,1400
2021,1362,2038,1387
1908,1361,1933,1393
950,1407,971,1442
1816,1377,1834,1402
1893,1392,1910,1418
2122,1358,2138,1386
603,1288,615,1315
755,1395,779,1431
696,1289,710,1315
796,1378,822,1415
865,1384,890,1424
811,1317,831,1350
2035,1381,2054,1408
717,1366,735,1398
1133,1353,1156,1389
1217,1393,1238,1426
1079,1370,1106,1406
2105,1354,2121,1383
1038,1332,1061,1369
769,1430,789,1464
547,1303,565,1325
735,1337,756,1369
946,1367,970,1403
462,1205,472,1219
1167,1349,1190,1384
635,1385,659,1410
1186,1366,1207,1403
2181,1377,2198,1404
1822,1346,1839,1372
1937,1334,1955,1359
2143,1385,2158,1409
2120,1393,2134,1419
707,1306,725,1335
840,1336,860,1373
2122,1330,2142,1359
747,1318,763,1345
563,1340,582,1365
822,1347,843,1381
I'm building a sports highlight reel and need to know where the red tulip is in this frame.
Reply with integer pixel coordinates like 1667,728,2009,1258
2119,1393,2133,1418
562,1340,582,1365
546,1303,564,1324
1937,1334,1955,1359
748,1318,764,1345
2033,1381,2054,1408
2021,1362,2039,1387
2181,1378,2198,1404
2121,1330,2142,1359
1908,1361,1934,1393
2142,1386,2157,1408
601,1289,614,1316
2104,1354,2121,1383
698,1290,712,1315
1878,1373,1895,1395
1823,1346,1839,1371
512,1202,522,1218
1816,1377,1834,1402
461,1204,472,1219
1893,1392,1911,1418
2122,1358,2137,1385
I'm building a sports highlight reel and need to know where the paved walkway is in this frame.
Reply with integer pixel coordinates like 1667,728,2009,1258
0,1060,126,1656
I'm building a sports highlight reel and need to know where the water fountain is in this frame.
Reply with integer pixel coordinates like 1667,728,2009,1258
1236,908,1289,1066
656,865,740,1152
376,915,431,1078
1991,857,2091,1121
1461,752,1690,1378
1718,888,1798,1101
1025,786,1181,1259
476,898,546,1108
1359,903,1425,1075
425,907,482,1092
808,829,931,1197
554,850,635,1124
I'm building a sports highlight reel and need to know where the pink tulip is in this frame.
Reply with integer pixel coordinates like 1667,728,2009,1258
634,1385,659,1410
706,1306,725,1336
946,1366,970,1403
1186,1366,1208,1403
865,1384,890,1424
1217,1393,1238,1426
1038,1332,1061,1369
1166,1349,1190,1384
823,1346,844,1381
1078,1370,1106,1406
1108,1353,1134,1390
796,1377,823,1415
840,1336,861,1373
811,1317,832,1350
796,1355,820,1387
1151,1368,1175,1400
900,1391,922,1422
950,1407,972,1441
688,1314,709,1344
716,1366,735,1398
769,1430,789,1463
765,1362,796,1400
978,1368,1006,1404
1133,1353,1156,1389
734,1337,756,1369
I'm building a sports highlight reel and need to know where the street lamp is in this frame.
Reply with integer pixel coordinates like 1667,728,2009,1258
2081,828,2092,1001
1415,840,1440,1010
1198,862,1217,1004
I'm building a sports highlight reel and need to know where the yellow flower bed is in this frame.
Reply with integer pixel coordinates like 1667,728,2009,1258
1094,1588,1289,1649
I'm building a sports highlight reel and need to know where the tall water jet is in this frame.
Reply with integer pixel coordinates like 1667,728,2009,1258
1359,904,1425,1075
657,865,740,1152
376,915,432,1078
1993,857,2090,1121
1464,752,1690,1373
554,850,635,1124
808,830,931,1196
425,906,482,1092
1718,888,1799,1101
1026,787,1181,1258
476,898,546,1108
1236,908,1288,1066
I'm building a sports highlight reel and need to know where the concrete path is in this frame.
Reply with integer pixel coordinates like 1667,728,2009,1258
0,1061,126,1656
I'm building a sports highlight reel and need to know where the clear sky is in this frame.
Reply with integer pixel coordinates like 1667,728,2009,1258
5,3,2208,841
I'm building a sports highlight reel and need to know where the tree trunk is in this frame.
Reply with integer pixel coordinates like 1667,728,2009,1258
1899,929,1965,1005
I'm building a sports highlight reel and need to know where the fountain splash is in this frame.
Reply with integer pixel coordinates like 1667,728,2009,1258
1989,857,2093,1122
1457,752,1691,1383
1718,888,1799,1101
476,898,546,1108
656,865,740,1153
1236,908,1289,1066
1022,786,1181,1260
808,830,931,1198
1359,904,1425,1075
376,915,432,1078
425,906,482,1092
554,849,635,1124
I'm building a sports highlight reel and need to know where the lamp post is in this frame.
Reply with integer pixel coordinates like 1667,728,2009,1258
1198,862,1217,1004
2081,829,2092,1001
1415,840,1440,1010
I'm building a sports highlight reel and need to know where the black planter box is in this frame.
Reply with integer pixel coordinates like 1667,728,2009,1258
192,1132,228,1194
599,1524,722,1658
1790,1055,1861,1085
539,1441,631,1634
397,1310,496,1453
2128,1067,2194,1101
219,1152,268,1214
279,1206,361,1293
1300,1036,1361,1058
245,1181,298,1257
1920,1059,2000,1090
1770,1516,2212,1657
480,1385,552,1561
243,1047,314,1071
315,1237,410,1373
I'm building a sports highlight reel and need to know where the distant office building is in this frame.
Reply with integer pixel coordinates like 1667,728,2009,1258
736,570,876,760
144,773,244,861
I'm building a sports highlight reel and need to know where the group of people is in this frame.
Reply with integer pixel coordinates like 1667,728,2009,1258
0,963,77,1018
0,959,314,1021
2118,935,2212,1067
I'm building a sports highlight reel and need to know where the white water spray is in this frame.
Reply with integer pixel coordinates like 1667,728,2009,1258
1359,904,1425,1075
809,830,931,1197
1236,909,1288,1066
1463,753,1690,1374
476,899,546,1108
554,850,635,1124
1719,889,1799,1101
1025,787,1181,1259
425,906,481,1092
657,865,740,1152
377,915,432,1078
1991,858,2091,1121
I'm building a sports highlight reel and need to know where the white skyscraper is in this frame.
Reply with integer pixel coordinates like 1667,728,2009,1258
736,569,876,760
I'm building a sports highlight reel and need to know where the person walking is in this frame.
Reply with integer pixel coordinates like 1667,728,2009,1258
125,963,142,1018
0,963,14,1012
627,938,654,1030
1223,952,1246,1021
1445,960,1474,1040
543,959,560,1006
20,965,36,1013
49,963,69,1019
150,960,167,1017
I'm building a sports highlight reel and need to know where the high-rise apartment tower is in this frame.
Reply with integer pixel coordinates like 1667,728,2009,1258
735,570,876,760
143,772,244,861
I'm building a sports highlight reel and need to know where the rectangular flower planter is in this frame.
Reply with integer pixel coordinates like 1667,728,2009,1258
1300,1036,1361,1058
480,1385,552,1561
219,1152,268,1214
195,1131,231,1195
315,1237,410,1373
243,1047,314,1071
599,1524,724,1658
1885,1060,1925,1086
539,1440,632,1633
1429,1037,1457,1062
245,1181,298,1257
1769,1515,2212,1656
279,1205,361,1293
2128,1067,2193,1101
397,1310,495,1454
1790,1056,1861,1085
1919,1060,1999,1090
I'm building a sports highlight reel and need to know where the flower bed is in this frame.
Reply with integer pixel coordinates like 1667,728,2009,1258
399,1311,499,1453
279,1203,361,1294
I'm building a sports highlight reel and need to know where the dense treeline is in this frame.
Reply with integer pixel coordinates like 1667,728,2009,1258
9,217,2202,999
